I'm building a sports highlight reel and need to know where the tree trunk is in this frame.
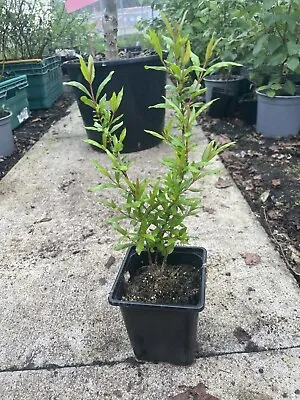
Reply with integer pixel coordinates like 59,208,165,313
103,0,118,60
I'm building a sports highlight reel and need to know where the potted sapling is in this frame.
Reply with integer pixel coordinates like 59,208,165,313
75,15,234,365
251,0,300,137
65,0,166,153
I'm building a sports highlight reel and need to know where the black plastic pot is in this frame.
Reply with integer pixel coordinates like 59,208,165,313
238,99,257,125
208,88,237,118
109,246,207,365
64,54,166,153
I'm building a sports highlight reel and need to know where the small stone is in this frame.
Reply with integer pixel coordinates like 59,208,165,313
282,393,288,398
258,368,264,373
225,272,231,276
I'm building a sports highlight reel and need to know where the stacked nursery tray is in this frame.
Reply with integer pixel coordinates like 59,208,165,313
4,56,63,109
0,75,29,130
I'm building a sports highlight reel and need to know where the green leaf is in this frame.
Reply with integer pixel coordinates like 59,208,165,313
80,96,95,109
253,35,267,56
79,56,90,82
87,55,95,83
283,80,296,95
91,160,111,177
112,223,129,237
263,0,277,9
204,62,242,77
183,40,191,65
89,183,116,192
65,81,91,97
144,65,166,71
96,71,114,101
161,13,173,37
136,239,145,255
287,56,300,72
145,130,164,140
269,51,286,66
267,36,282,54
110,92,118,112
190,51,200,68
287,41,299,56
148,29,163,59
115,243,133,251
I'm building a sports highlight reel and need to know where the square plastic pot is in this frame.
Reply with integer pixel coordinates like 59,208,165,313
109,246,207,365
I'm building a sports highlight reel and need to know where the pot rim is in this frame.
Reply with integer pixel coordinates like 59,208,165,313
204,74,243,83
64,53,164,68
108,245,206,311
256,90,300,99
0,111,12,121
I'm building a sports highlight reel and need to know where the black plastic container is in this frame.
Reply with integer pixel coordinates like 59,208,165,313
64,54,166,153
239,99,257,125
109,246,207,365
208,88,237,118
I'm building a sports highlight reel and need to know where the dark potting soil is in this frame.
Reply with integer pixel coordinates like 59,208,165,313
200,115,300,282
123,263,201,305
0,91,74,180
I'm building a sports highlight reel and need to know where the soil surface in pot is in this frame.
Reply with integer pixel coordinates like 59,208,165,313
200,115,300,282
123,263,201,305
0,91,74,180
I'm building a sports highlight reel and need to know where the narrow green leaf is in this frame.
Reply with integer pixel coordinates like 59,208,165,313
145,130,164,140
79,56,90,82
144,65,166,71
183,40,191,66
148,29,163,59
65,81,91,97
80,96,95,109
96,71,114,101
87,55,95,83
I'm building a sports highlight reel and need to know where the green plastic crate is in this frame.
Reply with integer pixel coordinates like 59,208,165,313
3,56,63,110
0,75,30,130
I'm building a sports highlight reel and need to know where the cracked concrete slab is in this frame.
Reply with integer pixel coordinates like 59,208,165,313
0,103,299,396
0,349,299,399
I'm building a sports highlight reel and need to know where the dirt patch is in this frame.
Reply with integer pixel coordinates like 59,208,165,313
123,263,201,305
0,91,74,180
201,116,300,281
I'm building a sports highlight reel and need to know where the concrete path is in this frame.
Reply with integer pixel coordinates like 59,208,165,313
0,103,299,399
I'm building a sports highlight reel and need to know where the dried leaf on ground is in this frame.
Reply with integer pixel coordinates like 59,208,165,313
170,383,219,400
260,190,270,203
233,326,252,343
271,178,281,187
105,255,116,269
215,177,232,189
217,134,231,145
267,209,283,220
241,252,261,266
221,151,236,163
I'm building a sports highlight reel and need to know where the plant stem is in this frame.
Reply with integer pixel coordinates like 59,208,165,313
103,0,118,60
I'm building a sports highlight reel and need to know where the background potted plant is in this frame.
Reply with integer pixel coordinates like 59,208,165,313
0,105,15,157
0,0,94,110
65,0,166,153
72,15,234,365
144,0,258,118
249,0,300,137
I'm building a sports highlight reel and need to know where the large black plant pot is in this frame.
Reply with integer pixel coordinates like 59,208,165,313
64,54,166,153
109,246,207,365
238,99,257,125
